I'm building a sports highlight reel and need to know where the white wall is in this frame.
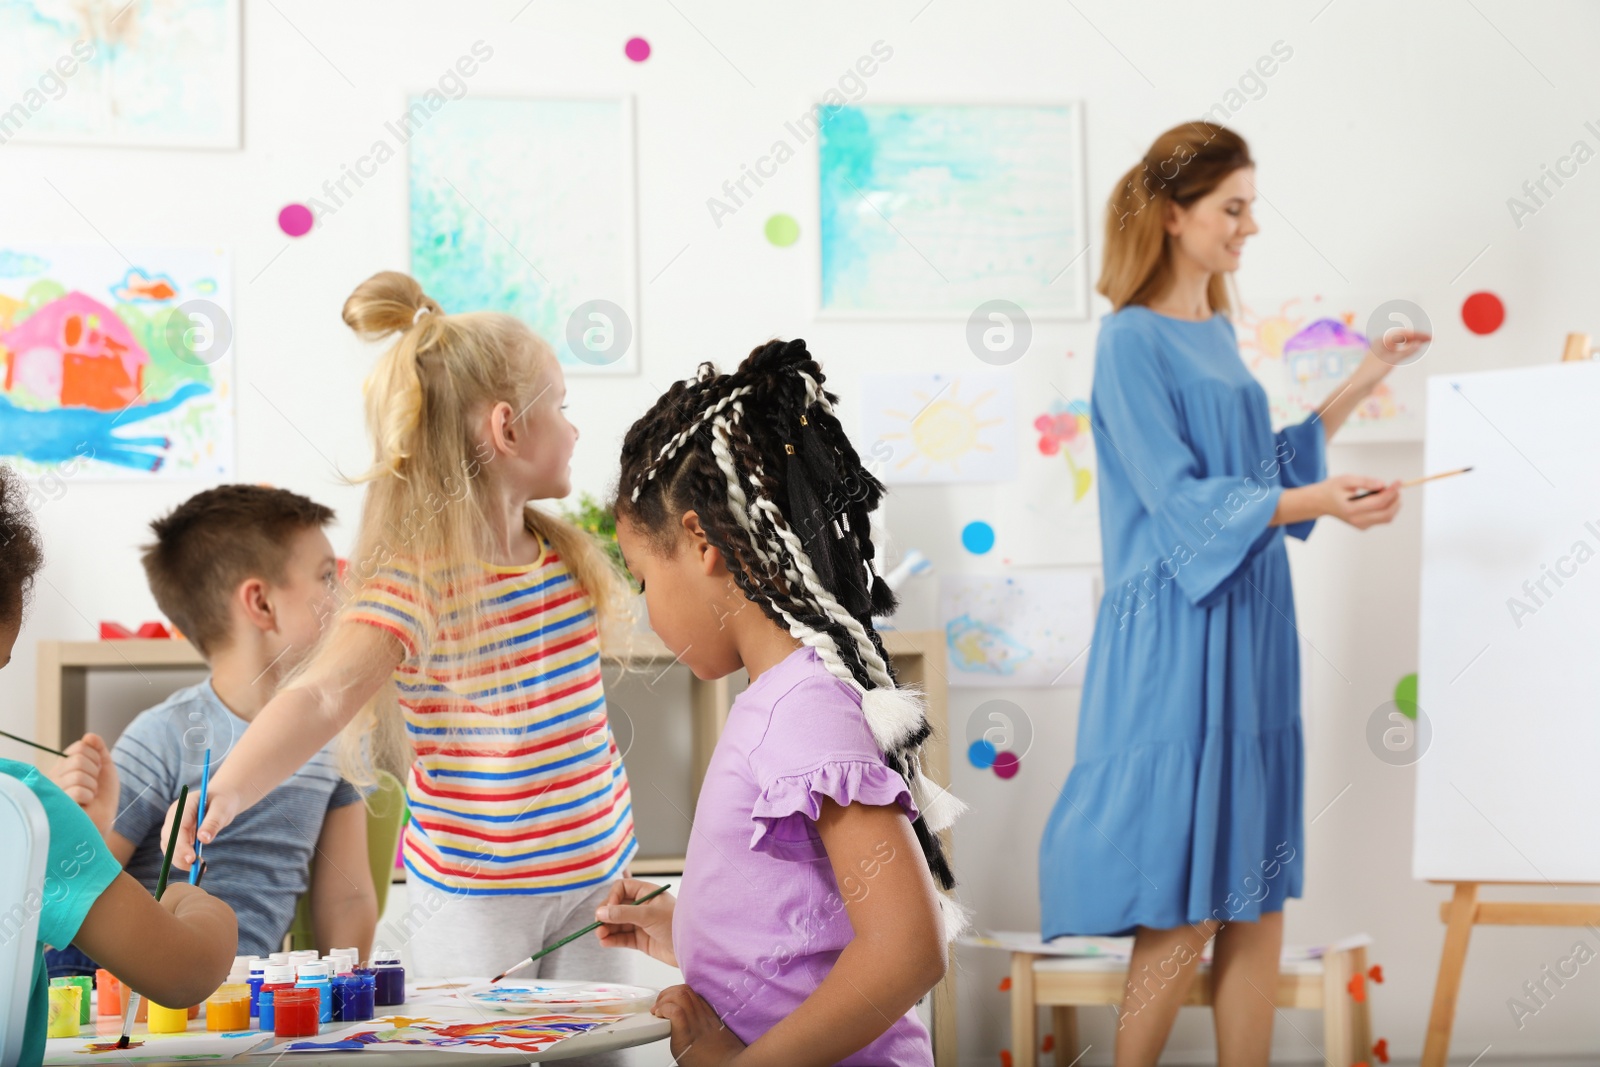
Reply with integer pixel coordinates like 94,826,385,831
6,0,1600,1061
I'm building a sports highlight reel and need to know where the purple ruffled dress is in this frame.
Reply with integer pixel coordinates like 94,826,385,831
672,646,933,1066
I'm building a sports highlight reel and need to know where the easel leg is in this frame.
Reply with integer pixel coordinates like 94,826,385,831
1011,953,1037,1067
1422,883,1479,1067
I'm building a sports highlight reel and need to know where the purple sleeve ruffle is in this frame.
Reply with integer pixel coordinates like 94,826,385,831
749,759,919,862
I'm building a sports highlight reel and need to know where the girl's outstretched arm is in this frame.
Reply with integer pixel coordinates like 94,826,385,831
166,619,404,868
658,799,947,1067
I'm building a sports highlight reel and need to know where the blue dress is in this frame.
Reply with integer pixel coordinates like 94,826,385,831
1038,306,1327,937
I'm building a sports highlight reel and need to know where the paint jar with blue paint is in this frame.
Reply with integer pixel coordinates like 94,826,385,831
295,960,333,1024
369,948,405,1006
246,958,267,1017
332,973,376,1022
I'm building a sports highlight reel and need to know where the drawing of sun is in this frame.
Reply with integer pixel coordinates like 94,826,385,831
882,382,1003,476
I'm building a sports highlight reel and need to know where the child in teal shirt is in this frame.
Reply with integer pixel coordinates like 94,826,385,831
0,467,236,1064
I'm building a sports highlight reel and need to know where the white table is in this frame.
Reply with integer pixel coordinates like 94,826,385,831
48,1003,670,1066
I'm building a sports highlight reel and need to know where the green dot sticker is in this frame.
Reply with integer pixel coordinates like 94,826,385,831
765,213,800,247
1394,672,1418,720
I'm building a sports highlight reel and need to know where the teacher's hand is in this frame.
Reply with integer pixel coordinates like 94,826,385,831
1321,475,1401,529
1366,326,1432,374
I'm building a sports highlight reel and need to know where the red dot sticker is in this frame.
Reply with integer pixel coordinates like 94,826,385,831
1461,291,1504,335
625,36,651,62
278,203,313,237
993,751,1021,779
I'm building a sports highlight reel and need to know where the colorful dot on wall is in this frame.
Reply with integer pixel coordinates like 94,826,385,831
967,739,997,770
961,520,996,555
277,203,314,238
764,213,800,247
1394,672,1419,720
1461,291,1505,335
998,1050,1013,1067
993,751,1021,779
624,36,651,62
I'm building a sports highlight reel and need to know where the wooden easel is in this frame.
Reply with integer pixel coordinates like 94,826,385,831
1420,330,1597,1067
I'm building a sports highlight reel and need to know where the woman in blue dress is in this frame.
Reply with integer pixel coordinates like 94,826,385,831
1037,123,1425,1066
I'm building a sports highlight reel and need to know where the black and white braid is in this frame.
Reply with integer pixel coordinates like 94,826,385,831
616,339,968,940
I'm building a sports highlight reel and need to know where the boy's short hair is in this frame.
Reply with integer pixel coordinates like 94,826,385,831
142,485,335,656
0,465,44,624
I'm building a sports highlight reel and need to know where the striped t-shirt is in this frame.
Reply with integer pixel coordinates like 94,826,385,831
348,540,637,896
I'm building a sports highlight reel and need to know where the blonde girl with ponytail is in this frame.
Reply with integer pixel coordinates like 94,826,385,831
169,272,640,1010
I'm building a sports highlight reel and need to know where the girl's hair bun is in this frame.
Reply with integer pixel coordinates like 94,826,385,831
342,271,442,339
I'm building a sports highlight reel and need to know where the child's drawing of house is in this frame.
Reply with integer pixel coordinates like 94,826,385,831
0,292,148,411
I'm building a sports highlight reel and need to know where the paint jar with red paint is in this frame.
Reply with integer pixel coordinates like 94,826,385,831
257,964,297,1031
272,988,320,1038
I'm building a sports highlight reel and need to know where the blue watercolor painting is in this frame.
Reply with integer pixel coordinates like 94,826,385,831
818,103,1087,317
0,0,241,148
409,98,638,374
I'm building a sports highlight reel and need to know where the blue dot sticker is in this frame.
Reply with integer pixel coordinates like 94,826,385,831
967,739,997,769
961,521,996,555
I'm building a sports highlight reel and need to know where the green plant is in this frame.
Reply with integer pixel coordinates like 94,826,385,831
560,492,627,576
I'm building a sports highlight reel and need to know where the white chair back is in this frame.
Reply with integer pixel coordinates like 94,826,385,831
0,774,50,1062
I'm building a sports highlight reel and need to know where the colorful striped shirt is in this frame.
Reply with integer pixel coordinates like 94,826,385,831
348,540,637,896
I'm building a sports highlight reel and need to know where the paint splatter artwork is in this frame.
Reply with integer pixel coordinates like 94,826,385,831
0,246,233,478
462,979,657,1014
939,572,1094,688
818,103,1088,317
265,1014,614,1054
0,0,241,148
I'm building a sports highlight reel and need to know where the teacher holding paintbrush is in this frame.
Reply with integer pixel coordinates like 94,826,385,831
1037,121,1426,1067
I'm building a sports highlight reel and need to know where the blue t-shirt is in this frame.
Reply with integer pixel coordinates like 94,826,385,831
111,680,363,956
0,757,122,1067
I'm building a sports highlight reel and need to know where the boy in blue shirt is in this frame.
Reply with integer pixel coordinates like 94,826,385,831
47,486,376,966
0,466,235,1064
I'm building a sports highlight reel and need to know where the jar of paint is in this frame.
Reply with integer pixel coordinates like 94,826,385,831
205,983,252,1031
257,964,297,1030
331,973,376,1022
50,975,91,1025
334,946,360,972
271,988,320,1038
295,960,333,1023
247,958,268,1017
94,969,121,1016
148,1001,189,1034
46,984,81,1038
369,948,405,1006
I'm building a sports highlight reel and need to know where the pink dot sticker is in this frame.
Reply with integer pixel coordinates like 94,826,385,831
993,751,1021,779
625,36,651,62
278,203,313,238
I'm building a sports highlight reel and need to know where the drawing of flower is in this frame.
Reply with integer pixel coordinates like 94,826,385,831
1033,398,1093,501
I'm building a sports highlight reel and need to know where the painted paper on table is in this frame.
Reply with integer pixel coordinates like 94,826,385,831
859,372,1016,484
0,245,234,479
1000,385,1099,564
0,0,241,148
45,1030,270,1062
264,1014,614,1054
939,571,1094,688
1236,296,1422,442
818,103,1087,317
409,97,639,374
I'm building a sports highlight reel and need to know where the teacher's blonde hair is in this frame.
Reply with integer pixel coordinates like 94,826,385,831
1098,122,1253,314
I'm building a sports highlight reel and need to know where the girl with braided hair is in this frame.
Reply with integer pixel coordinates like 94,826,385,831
594,338,964,1066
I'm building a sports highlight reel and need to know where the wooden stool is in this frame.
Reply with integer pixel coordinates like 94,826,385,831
1003,935,1373,1067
